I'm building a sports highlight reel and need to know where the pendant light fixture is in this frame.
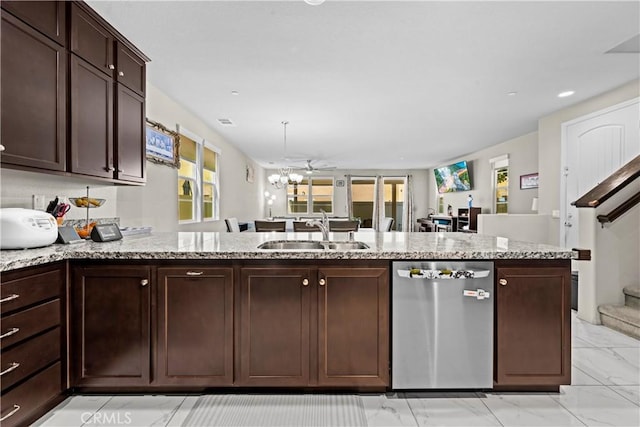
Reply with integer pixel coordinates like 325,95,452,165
268,121,303,189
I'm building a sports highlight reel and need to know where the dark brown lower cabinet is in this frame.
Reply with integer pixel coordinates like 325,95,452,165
317,267,389,387
156,267,233,386
238,267,312,387
237,263,389,388
71,265,151,387
494,262,571,389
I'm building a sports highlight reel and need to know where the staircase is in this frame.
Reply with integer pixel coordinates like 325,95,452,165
598,286,640,339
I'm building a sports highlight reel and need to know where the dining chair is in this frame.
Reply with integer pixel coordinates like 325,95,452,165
254,220,286,232
225,217,241,232
381,217,395,231
329,220,359,232
293,221,321,232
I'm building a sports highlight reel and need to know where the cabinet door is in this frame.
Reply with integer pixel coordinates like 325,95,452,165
0,11,66,171
71,265,151,387
317,267,389,387
115,83,146,183
495,266,571,387
116,42,145,96
70,55,114,178
1,1,66,46
238,267,312,386
156,267,233,386
70,3,113,76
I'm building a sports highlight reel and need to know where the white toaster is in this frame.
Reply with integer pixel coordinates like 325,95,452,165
0,208,58,249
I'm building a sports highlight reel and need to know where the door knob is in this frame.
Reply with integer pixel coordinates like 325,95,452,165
302,278,309,286
319,278,326,286
140,279,148,287
499,278,507,286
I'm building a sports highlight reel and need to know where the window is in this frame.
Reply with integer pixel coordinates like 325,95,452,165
490,154,509,214
287,177,334,215
178,128,220,223
350,176,403,229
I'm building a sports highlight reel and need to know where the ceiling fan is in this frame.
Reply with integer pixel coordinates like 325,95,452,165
289,159,337,175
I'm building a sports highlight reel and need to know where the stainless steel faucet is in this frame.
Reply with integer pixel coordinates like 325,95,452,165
306,210,330,241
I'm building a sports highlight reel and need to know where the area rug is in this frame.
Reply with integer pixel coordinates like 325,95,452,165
181,394,367,427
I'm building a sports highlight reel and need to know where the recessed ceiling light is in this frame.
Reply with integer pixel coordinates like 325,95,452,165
507,91,518,96
558,90,575,98
231,91,239,96
304,0,325,5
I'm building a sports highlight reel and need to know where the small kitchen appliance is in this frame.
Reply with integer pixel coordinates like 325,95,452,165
0,208,58,249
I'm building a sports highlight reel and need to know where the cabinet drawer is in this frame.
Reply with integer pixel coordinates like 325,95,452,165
1,267,62,315
0,362,62,427
1,327,60,392
1,299,60,350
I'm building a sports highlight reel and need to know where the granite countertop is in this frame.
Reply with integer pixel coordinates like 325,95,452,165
0,231,576,272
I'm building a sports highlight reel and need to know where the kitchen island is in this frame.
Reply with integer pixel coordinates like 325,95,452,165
0,232,574,427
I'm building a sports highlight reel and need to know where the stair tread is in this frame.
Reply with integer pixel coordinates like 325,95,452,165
598,304,640,326
623,286,640,298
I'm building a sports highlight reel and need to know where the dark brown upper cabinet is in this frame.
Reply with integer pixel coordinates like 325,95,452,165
70,55,114,179
70,3,114,77
1,1,67,46
0,11,66,172
117,42,145,96
1,1,149,185
116,83,146,182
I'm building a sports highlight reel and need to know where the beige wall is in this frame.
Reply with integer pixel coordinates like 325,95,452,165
428,132,539,216
538,79,640,244
117,82,265,232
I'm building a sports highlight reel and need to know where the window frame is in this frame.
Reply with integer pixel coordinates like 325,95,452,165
286,176,335,215
177,125,221,224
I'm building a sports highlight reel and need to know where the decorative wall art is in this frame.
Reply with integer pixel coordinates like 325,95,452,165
520,173,539,189
146,118,180,168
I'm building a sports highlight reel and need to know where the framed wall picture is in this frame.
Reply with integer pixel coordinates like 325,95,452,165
520,173,539,189
146,118,180,168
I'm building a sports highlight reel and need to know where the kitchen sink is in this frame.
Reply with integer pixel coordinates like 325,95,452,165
257,240,370,250
257,241,325,250
323,241,370,250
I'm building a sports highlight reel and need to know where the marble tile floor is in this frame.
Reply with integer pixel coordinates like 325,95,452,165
34,312,639,427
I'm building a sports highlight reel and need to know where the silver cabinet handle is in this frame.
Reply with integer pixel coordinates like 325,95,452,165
118,71,125,77
319,278,326,286
108,64,115,70
0,362,20,376
0,294,19,303
104,166,115,172
186,271,204,276
141,279,149,287
302,278,309,286
0,405,20,422
0,328,19,339
499,278,507,286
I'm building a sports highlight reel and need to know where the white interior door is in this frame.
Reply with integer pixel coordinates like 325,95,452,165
561,99,640,248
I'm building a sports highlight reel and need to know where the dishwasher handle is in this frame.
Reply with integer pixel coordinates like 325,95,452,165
397,269,490,279
463,289,491,300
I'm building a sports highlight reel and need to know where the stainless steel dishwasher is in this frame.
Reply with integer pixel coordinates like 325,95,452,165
392,261,494,389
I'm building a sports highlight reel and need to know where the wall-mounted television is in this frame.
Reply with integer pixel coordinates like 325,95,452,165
434,160,472,193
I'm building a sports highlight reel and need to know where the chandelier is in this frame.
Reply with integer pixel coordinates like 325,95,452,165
268,121,303,189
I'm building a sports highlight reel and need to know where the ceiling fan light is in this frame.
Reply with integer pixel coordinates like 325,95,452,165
280,175,288,185
305,169,313,175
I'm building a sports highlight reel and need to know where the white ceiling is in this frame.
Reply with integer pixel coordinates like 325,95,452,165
88,0,639,170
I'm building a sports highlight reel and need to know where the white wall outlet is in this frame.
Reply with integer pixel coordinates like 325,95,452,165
552,210,560,218
32,194,46,210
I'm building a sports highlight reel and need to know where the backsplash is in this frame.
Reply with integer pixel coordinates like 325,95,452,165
0,168,118,221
